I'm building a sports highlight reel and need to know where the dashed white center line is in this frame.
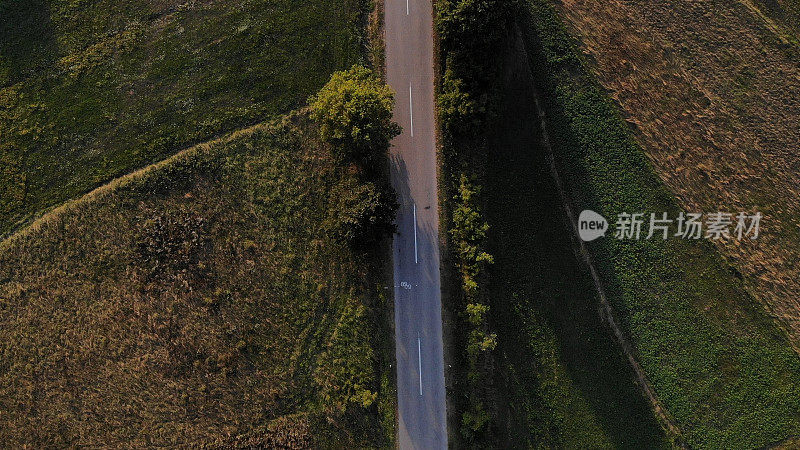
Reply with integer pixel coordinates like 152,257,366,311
409,83,414,137
413,203,418,264
406,0,409,15
418,334,423,396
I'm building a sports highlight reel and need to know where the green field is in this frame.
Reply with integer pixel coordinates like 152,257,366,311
0,115,395,447
0,0,367,236
482,38,669,449
516,1,800,447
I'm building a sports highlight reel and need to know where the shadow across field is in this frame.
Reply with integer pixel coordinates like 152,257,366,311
483,33,668,448
512,1,800,447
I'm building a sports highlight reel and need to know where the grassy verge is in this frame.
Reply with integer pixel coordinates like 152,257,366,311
0,113,395,447
366,1,397,442
518,1,800,447
0,0,369,236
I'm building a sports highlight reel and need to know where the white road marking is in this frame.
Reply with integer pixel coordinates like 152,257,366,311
413,203,418,264
418,334,423,396
406,0,409,15
409,83,414,137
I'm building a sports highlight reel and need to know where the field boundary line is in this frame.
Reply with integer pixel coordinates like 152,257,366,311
0,119,279,252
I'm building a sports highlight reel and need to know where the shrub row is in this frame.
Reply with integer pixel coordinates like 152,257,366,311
450,174,497,441
435,0,517,445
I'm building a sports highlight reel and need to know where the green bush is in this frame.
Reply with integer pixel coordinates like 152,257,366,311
309,65,401,168
438,63,479,139
436,0,516,74
451,174,493,293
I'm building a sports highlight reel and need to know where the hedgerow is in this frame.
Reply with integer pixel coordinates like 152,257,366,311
435,0,517,445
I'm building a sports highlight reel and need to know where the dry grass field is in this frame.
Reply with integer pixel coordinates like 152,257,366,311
0,114,395,447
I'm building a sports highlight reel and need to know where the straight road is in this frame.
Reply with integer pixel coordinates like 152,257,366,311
386,0,447,448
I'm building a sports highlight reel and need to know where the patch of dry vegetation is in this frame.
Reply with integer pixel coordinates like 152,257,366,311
555,0,800,346
0,114,394,447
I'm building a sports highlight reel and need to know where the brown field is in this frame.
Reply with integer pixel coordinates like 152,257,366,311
0,114,394,447
556,0,800,346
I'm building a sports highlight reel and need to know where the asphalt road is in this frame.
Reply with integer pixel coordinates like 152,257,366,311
386,0,447,448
